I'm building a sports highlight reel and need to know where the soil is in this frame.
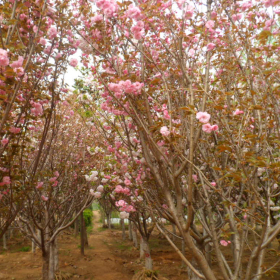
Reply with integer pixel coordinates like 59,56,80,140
0,211,280,280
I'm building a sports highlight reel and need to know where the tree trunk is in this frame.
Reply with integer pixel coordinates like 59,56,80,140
128,220,132,240
42,239,58,280
80,211,85,255
121,218,125,240
132,224,138,248
140,236,145,259
84,219,89,248
3,233,7,250
107,213,112,229
74,214,79,237
101,210,106,227
181,239,186,266
142,237,153,270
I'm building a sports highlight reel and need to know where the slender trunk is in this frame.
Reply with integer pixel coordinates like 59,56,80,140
132,224,138,248
121,218,125,240
42,241,58,280
106,213,112,229
101,210,106,227
74,214,79,237
129,220,132,240
3,233,7,250
140,236,145,259
182,239,186,267
32,238,36,253
84,219,89,248
80,211,85,255
142,237,153,270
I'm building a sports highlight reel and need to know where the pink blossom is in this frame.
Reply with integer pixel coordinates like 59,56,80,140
31,102,43,116
196,112,211,123
91,14,103,22
124,178,131,186
185,5,194,18
9,127,21,134
10,56,24,68
232,14,242,21
202,123,212,133
211,125,219,131
0,49,9,67
94,192,102,198
162,204,168,209
192,174,198,182
49,177,57,183
14,67,24,77
52,181,58,187
126,4,142,20
36,182,44,189
97,185,104,192
188,48,195,57
210,182,216,187
131,21,144,40
233,109,244,116
69,58,78,67
96,0,118,17
39,37,47,45
220,240,229,246
207,43,216,51
120,211,129,219
41,195,48,201
205,20,215,29
160,126,170,136
1,138,8,146
48,26,58,39
2,176,11,185
54,171,59,177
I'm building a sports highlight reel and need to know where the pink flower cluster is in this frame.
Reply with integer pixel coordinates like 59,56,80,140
196,112,218,134
108,80,144,97
115,185,131,195
0,49,9,66
160,126,170,136
131,21,144,40
1,138,8,146
115,199,136,212
0,176,11,186
126,4,142,20
220,240,231,246
48,26,58,39
96,0,118,17
69,58,78,67
31,102,43,116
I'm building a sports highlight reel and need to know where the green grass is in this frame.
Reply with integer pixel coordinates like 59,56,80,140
18,246,31,252
97,227,107,232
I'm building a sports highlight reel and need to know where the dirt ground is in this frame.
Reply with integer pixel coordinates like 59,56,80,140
0,212,280,280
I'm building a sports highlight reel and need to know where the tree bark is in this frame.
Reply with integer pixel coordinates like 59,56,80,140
80,211,85,255
128,220,132,240
142,237,153,270
132,224,138,248
3,233,7,250
121,218,125,240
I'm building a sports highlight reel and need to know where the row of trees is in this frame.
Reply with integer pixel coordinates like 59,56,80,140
2,0,280,279
73,0,280,279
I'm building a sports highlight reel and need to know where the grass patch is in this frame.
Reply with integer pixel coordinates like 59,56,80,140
97,227,107,232
18,246,31,252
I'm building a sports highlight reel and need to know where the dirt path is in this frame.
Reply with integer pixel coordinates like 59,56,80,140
86,210,132,280
0,210,134,280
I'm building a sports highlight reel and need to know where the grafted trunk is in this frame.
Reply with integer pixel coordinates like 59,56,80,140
128,220,133,240
132,224,138,248
74,214,79,237
3,233,7,250
140,236,145,259
106,213,112,229
80,211,85,255
121,218,125,240
42,239,59,280
142,237,153,270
